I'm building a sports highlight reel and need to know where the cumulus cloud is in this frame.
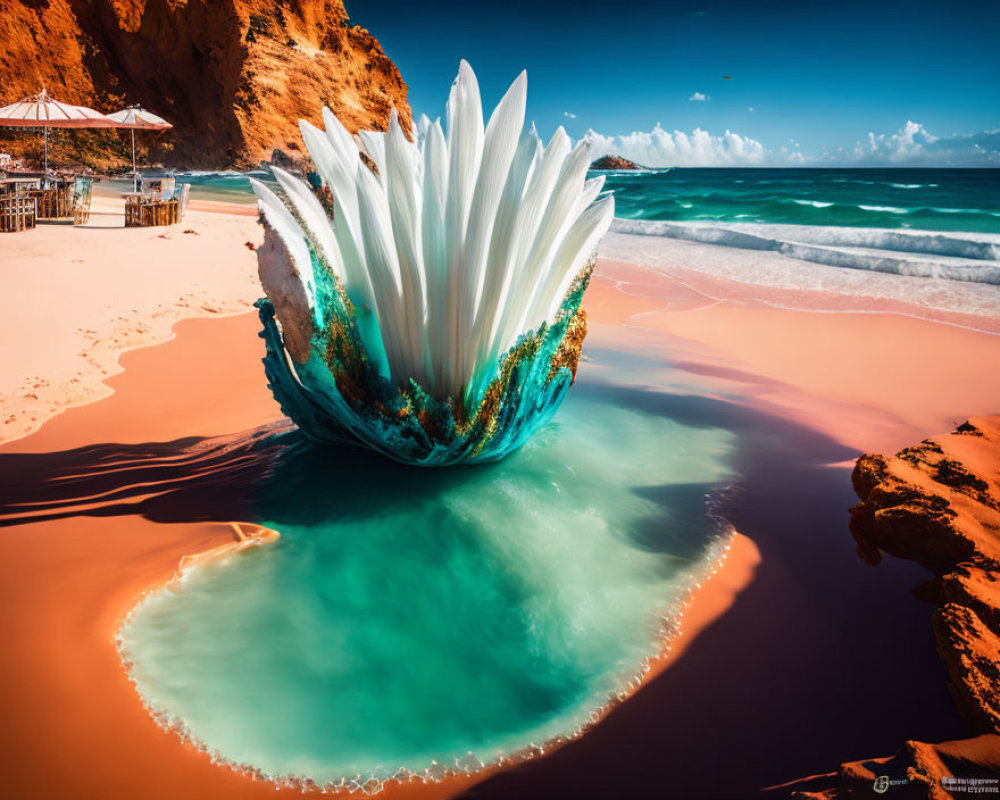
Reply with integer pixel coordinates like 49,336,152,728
584,124,766,167
563,111,576,119
580,119,999,168
839,121,1000,166
688,92,709,102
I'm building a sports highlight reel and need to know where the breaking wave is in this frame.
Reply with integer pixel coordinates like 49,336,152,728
611,218,1000,285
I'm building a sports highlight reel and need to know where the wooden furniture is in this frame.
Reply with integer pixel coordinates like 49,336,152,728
124,190,180,227
123,192,144,227
0,177,41,192
27,183,73,220
0,179,38,232
0,193,36,232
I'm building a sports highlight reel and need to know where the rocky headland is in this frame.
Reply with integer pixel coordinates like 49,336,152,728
590,155,641,170
0,0,410,169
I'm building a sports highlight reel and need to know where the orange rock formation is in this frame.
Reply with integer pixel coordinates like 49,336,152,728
784,418,1000,798
0,0,411,169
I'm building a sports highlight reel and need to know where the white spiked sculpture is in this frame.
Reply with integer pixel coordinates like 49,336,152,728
251,61,614,465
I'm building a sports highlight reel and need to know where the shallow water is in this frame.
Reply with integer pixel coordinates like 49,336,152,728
121,380,735,786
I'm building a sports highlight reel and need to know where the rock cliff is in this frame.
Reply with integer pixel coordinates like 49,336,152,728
0,0,410,169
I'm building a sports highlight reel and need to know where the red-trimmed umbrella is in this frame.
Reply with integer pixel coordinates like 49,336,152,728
0,89,116,175
105,106,172,191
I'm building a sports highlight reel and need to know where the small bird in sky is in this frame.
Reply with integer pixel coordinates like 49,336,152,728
723,75,732,79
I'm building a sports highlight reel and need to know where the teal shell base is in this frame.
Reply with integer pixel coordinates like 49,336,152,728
256,267,591,467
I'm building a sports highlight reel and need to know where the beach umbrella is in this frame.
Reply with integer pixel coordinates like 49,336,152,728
105,106,172,191
0,89,116,175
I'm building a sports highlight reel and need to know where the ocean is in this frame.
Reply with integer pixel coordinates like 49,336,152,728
98,166,998,286
599,167,1000,234
160,167,1000,236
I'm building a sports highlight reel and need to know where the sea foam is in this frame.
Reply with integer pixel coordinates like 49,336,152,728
610,219,1000,285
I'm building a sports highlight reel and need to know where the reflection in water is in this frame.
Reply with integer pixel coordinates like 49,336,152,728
120,387,736,787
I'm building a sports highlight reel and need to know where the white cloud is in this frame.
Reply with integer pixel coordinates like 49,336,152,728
581,119,999,168
747,106,754,112
563,111,576,119
584,124,766,167
837,121,1000,166
688,92,709,102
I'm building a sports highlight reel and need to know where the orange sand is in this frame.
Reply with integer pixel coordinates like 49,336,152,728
1,234,998,798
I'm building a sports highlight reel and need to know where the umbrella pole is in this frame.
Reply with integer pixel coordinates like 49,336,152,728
132,128,137,192
44,126,48,179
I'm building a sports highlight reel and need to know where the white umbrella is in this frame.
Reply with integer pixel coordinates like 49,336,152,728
105,106,173,191
0,89,116,175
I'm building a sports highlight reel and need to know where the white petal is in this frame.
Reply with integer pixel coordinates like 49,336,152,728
421,120,450,386
321,106,359,164
270,166,343,281
358,130,387,182
356,162,407,380
442,59,485,398
470,128,539,375
536,192,615,325
385,109,428,383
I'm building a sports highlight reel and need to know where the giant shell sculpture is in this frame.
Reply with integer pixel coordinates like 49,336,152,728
251,61,614,465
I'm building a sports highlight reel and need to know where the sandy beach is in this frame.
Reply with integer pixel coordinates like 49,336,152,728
0,193,261,444
2,207,999,796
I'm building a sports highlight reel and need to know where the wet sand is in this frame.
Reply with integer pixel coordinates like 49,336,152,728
1,248,998,797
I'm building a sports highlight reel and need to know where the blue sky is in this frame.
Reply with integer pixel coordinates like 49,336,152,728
347,0,1000,166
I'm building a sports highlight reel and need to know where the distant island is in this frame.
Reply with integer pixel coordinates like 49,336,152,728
590,155,642,170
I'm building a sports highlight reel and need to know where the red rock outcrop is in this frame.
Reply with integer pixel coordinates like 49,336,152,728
0,0,410,169
850,417,1000,738
589,155,641,170
780,418,1000,798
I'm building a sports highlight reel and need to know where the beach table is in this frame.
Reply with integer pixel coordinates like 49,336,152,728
124,187,182,227
0,177,41,191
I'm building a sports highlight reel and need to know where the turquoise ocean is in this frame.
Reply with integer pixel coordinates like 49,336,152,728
165,167,1000,235
600,167,1000,234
